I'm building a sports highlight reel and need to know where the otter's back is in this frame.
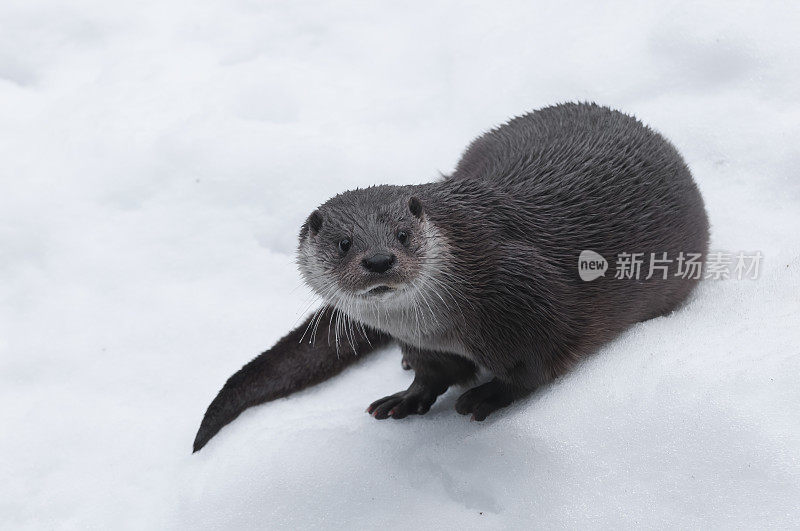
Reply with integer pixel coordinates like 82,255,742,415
451,102,709,332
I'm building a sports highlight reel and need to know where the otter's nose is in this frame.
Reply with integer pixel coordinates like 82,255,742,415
362,253,396,274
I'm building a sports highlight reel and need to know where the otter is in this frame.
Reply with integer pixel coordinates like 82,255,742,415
193,102,709,452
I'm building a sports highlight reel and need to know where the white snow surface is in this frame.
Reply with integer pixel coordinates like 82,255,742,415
2,1,799,529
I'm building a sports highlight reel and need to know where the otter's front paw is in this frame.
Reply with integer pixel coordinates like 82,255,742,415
455,379,515,421
366,389,438,419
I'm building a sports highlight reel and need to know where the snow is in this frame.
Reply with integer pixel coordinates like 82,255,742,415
1,0,799,528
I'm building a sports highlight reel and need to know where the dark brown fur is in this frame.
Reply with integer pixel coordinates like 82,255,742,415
193,308,390,452
193,103,709,451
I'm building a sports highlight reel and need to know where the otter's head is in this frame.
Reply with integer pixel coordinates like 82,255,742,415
297,185,433,307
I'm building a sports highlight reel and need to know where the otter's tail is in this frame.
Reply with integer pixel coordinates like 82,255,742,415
193,307,391,452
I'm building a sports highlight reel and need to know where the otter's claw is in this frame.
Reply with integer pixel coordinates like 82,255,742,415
366,389,437,419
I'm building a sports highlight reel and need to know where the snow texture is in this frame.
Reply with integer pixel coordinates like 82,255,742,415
1,1,799,529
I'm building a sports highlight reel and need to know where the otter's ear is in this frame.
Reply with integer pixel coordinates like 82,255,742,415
307,210,323,235
408,196,423,218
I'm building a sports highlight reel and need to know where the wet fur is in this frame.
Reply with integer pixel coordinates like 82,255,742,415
193,308,390,452
193,102,709,451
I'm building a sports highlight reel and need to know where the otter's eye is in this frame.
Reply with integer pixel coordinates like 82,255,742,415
338,238,351,254
396,230,409,245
